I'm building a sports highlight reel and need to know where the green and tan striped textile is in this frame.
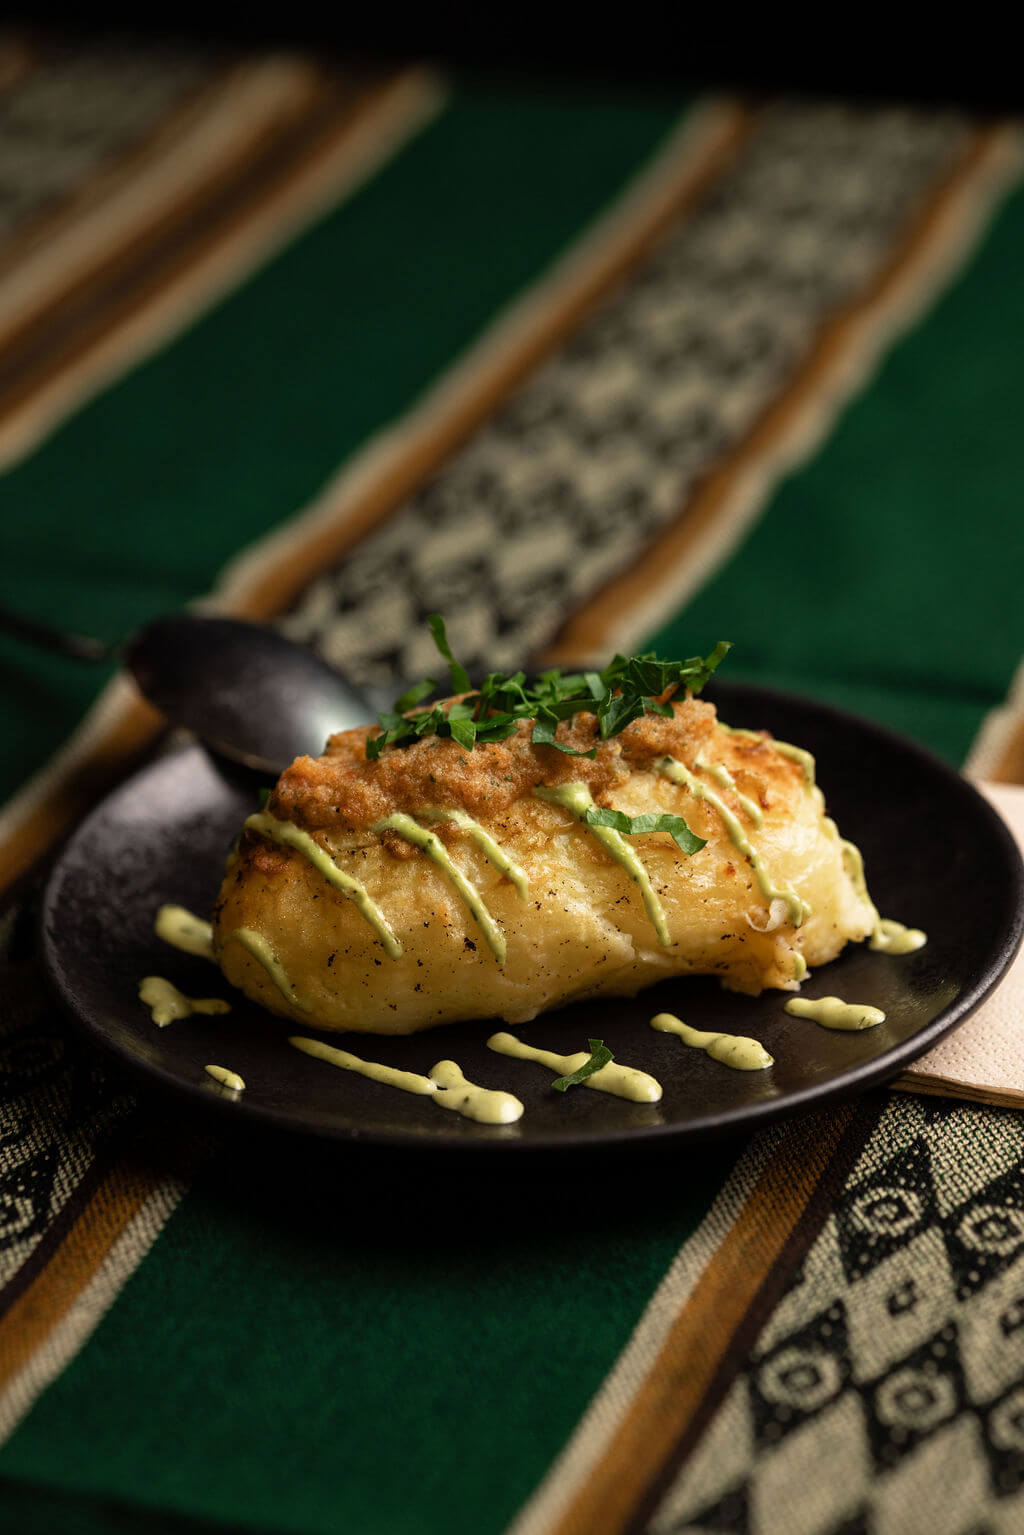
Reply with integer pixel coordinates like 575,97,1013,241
3,34,1024,1534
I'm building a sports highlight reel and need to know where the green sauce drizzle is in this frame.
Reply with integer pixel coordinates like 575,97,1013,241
139,976,230,1027
534,782,670,946
428,1060,524,1124
205,1064,245,1092
839,838,927,954
290,1037,525,1124
717,724,761,741
655,756,810,927
154,904,214,961
871,918,928,955
421,809,530,899
650,1011,773,1070
718,723,816,789
245,812,402,959
773,740,816,789
230,927,306,1008
785,996,885,1031
694,755,764,826
290,1035,438,1095
487,1032,662,1102
373,813,506,965
838,836,873,909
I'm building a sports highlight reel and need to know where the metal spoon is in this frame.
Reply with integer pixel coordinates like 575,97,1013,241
0,604,373,777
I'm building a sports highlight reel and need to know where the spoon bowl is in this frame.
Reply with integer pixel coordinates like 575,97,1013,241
0,602,374,777
123,615,373,776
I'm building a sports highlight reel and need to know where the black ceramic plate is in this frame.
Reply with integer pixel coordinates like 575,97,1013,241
41,683,1024,1151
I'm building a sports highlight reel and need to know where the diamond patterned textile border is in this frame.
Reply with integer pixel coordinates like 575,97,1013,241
649,1097,1024,1535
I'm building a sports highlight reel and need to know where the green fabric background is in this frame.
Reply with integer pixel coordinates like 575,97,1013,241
656,181,1024,766
0,1135,734,1535
0,83,689,805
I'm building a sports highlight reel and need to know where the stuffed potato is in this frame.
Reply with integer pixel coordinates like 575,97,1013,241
212,688,874,1035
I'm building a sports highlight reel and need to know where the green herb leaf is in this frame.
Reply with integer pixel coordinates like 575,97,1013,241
531,707,598,758
472,715,519,745
413,707,444,737
448,716,478,750
583,806,706,855
552,1039,613,1092
427,614,472,694
257,787,272,808
393,677,437,712
597,690,645,739
365,616,730,761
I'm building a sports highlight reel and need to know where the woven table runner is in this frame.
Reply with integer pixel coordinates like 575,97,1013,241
3,35,1024,1535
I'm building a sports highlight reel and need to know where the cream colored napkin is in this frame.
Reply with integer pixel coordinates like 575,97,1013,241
896,781,1024,1108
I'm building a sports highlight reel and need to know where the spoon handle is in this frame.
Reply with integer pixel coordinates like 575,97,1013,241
0,602,113,662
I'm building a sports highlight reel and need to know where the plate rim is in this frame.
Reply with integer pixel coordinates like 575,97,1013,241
40,681,1024,1152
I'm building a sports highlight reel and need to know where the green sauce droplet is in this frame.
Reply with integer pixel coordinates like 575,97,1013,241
139,976,229,1027
650,1012,773,1070
487,1032,662,1102
784,996,885,1031
154,905,214,961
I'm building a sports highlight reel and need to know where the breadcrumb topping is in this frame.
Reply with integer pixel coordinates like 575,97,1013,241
268,696,794,834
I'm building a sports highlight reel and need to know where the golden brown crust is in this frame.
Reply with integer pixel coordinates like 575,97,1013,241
211,695,863,1036
269,695,799,834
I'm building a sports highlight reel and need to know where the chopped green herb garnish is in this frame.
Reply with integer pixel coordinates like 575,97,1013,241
552,1039,614,1092
257,787,272,808
531,706,598,759
582,807,706,854
392,677,437,712
366,616,730,764
427,613,472,694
